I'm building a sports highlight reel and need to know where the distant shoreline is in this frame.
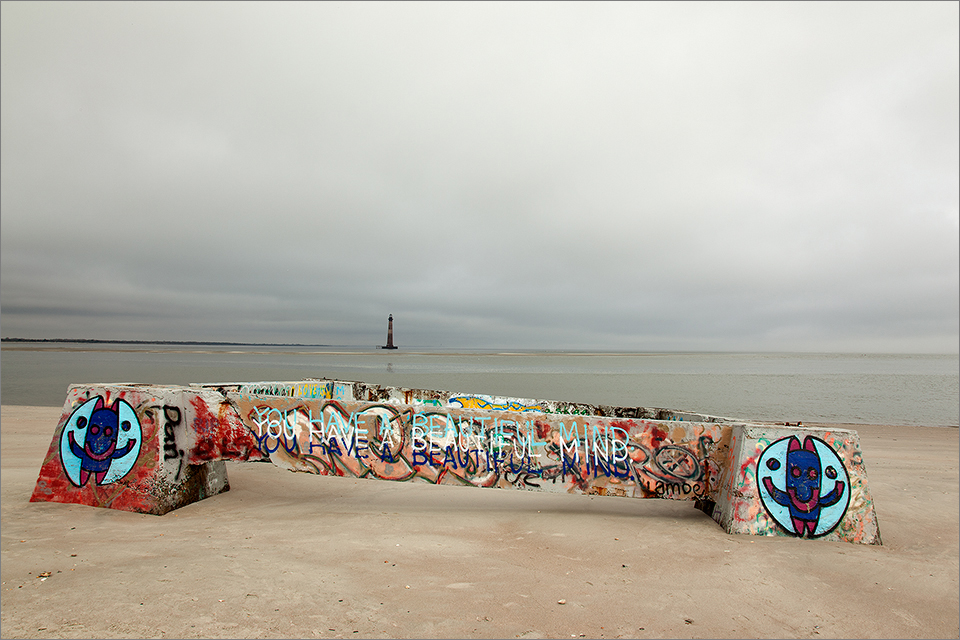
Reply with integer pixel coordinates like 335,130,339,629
0,337,331,347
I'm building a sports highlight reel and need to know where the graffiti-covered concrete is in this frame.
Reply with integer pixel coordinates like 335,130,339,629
707,424,881,543
31,381,881,543
200,378,736,423
30,384,261,515
228,395,730,501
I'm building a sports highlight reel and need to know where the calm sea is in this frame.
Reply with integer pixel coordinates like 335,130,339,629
1,344,957,427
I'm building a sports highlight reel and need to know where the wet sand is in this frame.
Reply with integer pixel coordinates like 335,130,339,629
1,405,957,639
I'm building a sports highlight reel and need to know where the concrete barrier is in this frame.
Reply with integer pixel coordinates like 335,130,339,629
30,381,881,544
199,378,737,423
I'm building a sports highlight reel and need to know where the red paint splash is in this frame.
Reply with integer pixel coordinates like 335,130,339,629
649,426,668,449
535,420,551,440
188,396,263,462
610,419,635,439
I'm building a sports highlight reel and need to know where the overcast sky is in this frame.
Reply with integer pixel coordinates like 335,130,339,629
1,2,957,352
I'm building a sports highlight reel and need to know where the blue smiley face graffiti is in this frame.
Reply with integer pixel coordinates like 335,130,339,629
59,397,142,487
757,435,850,538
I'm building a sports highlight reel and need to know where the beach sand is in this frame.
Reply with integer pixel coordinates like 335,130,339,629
1,405,957,639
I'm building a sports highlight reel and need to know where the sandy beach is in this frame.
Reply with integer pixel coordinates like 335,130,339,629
1,405,957,639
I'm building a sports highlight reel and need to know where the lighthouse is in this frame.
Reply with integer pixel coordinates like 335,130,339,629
382,314,398,350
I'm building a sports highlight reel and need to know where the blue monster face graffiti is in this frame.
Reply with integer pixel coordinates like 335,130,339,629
59,397,142,487
757,435,850,538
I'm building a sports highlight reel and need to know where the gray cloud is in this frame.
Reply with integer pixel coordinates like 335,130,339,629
2,2,957,351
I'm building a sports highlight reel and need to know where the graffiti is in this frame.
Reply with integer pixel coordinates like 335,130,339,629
59,397,141,487
238,381,349,400
230,380,741,431
448,396,546,413
162,406,186,481
632,445,706,497
237,400,721,500
757,435,850,538
27,381,881,544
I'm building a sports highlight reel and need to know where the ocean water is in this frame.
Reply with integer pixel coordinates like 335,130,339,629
1,344,957,427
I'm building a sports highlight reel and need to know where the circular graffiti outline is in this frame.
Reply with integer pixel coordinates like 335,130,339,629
59,396,142,487
756,435,851,538
653,445,701,481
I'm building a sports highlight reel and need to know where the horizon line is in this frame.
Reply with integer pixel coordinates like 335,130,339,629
1,337,956,357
